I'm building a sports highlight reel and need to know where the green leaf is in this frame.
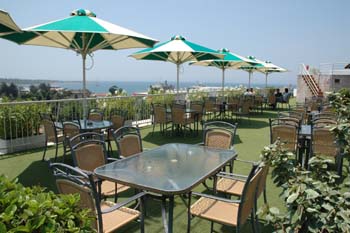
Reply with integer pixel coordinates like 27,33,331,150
269,207,280,215
0,222,7,233
287,193,299,204
305,189,319,199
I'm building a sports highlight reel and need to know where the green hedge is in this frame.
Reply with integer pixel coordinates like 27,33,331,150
0,175,94,232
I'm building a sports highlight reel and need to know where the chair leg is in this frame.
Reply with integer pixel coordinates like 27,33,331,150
54,143,59,162
251,211,257,233
42,142,48,161
187,192,192,233
152,123,155,136
210,221,214,233
263,188,267,204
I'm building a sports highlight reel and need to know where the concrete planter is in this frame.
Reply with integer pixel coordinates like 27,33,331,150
0,134,45,155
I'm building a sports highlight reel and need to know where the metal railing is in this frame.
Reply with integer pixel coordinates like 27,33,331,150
299,64,321,97
319,62,350,75
0,93,184,155
0,88,268,155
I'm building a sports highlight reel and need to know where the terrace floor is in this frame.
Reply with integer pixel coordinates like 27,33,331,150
0,107,286,232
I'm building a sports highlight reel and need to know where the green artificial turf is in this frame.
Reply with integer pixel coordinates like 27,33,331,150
0,105,290,233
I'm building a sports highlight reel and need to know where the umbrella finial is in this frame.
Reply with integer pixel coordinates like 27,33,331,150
247,55,255,60
219,48,230,53
265,60,272,63
171,35,186,41
71,9,96,17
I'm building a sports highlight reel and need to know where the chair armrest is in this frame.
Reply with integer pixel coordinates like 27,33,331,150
216,172,248,182
191,192,240,204
107,157,120,162
101,192,148,214
235,158,259,165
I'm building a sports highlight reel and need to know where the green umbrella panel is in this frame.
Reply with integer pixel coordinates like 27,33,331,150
131,35,224,93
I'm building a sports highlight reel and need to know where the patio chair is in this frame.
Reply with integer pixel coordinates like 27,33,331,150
187,164,263,233
202,121,237,150
62,121,81,162
151,103,171,136
112,126,143,158
106,109,127,154
190,101,204,131
275,116,301,129
312,118,337,128
310,125,344,176
200,121,238,187
232,99,252,124
40,113,64,161
88,108,104,121
216,161,269,205
204,99,218,120
269,118,299,153
253,95,264,114
278,111,304,123
50,162,145,233
171,104,194,136
68,132,130,201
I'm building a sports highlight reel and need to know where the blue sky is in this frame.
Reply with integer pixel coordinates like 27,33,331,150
0,0,349,87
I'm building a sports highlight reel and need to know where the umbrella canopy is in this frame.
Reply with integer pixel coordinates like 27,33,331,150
0,9,158,119
257,61,287,88
130,35,224,93
0,9,21,35
189,48,257,99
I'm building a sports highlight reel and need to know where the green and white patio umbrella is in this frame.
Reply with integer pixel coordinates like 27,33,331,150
0,10,21,35
130,35,224,93
0,9,158,119
189,48,257,99
239,56,265,89
257,61,287,88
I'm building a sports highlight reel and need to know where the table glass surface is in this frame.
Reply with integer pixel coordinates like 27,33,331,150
55,120,112,130
94,143,237,194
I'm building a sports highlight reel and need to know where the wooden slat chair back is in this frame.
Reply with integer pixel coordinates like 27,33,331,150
203,121,237,149
40,113,64,161
171,106,186,125
69,133,107,172
312,127,338,157
51,163,143,233
190,101,204,123
237,166,262,226
113,126,143,158
151,103,171,135
270,119,298,152
188,164,263,232
56,179,98,230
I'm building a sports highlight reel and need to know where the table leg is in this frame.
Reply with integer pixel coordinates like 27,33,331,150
161,195,175,233
168,196,174,233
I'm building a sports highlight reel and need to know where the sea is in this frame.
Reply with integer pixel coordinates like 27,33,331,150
50,80,290,95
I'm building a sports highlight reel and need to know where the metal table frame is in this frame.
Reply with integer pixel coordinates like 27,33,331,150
94,143,237,233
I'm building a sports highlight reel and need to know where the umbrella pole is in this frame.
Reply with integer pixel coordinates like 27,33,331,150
176,63,180,94
82,53,87,125
248,71,251,89
222,68,225,102
265,73,268,88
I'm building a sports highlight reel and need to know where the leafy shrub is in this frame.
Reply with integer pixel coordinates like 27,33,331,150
0,175,94,232
329,88,350,167
0,102,48,140
259,141,350,233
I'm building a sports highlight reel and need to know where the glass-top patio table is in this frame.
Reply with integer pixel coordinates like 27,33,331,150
55,119,112,131
94,143,237,233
